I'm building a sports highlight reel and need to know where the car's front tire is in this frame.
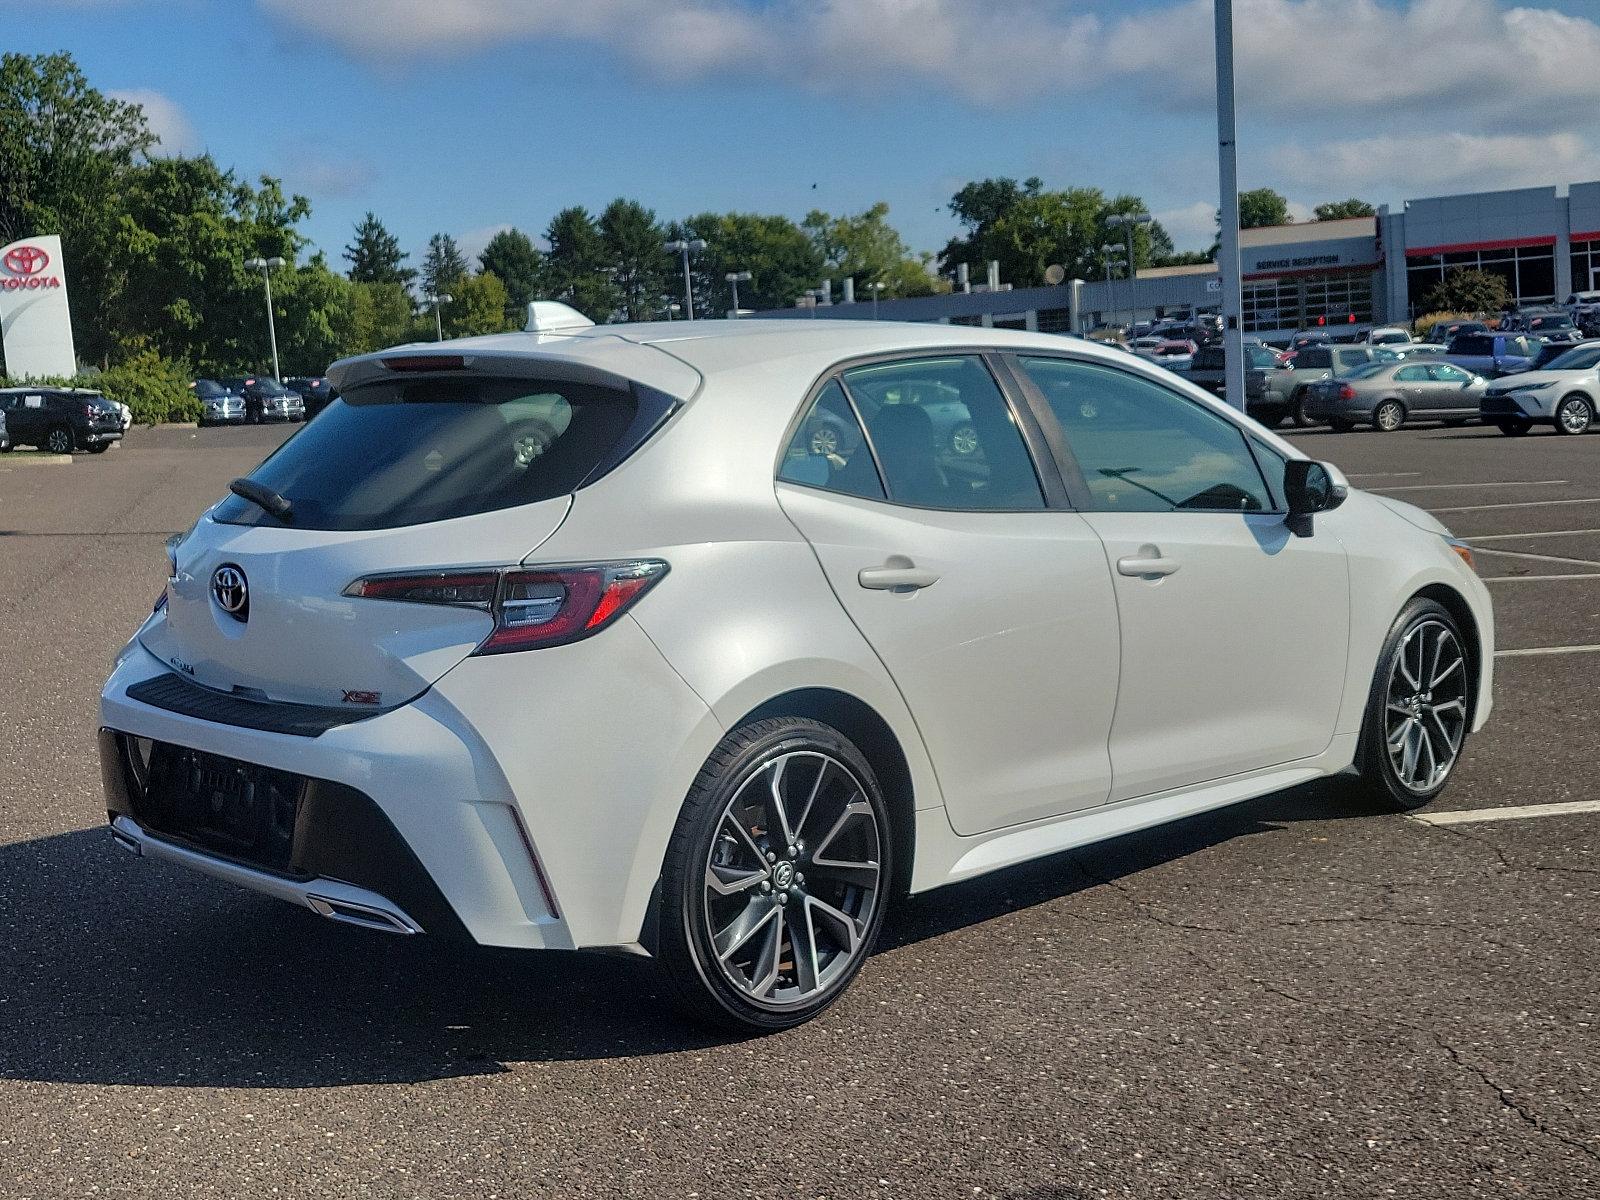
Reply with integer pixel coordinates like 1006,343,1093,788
1355,598,1472,811
657,717,893,1032
1496,418,1531,436
1555,395,1594,436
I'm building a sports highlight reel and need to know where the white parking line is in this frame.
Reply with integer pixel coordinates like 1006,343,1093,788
1410,800,1600,826
1471,546,1600,569
1346,471,1422,480
1496,643,1600,658
1431,498,1600,514
1467,527,1600,541
1371,479,1568,493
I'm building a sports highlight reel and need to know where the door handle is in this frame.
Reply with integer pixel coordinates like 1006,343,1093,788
1117,551,1180,579
858,561,940,591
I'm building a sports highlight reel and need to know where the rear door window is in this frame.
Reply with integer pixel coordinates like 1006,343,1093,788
778,380,884,500
839,356,1045,511
213,375,643,530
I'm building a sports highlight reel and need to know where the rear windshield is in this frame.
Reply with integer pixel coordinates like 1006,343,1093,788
1451,335,1493,355
212,375,640,530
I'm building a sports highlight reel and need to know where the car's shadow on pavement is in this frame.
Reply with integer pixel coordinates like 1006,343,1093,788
0,779,1363,1088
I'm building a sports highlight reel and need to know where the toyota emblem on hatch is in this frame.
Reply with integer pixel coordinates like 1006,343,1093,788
212,564,249,621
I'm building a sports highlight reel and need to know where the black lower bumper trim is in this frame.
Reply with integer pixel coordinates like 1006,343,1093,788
126,671,394,737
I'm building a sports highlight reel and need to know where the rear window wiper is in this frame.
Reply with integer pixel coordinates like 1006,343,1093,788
229,477,294,522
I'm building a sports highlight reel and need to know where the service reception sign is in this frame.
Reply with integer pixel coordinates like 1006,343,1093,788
0,235,77,379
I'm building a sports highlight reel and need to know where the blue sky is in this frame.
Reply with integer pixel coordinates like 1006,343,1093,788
9,0,1600,270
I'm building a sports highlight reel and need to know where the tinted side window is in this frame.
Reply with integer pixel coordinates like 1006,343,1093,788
840,356,1044,511
1017,357,1271,514
1394,365,1429,382
1297,348,1331,369
778,380,884,500
1249,438,1290,511
1453,335,1492,355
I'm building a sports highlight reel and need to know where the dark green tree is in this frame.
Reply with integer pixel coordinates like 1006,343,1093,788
541,206,616,320
477,228,542,322
678,211,824,315
1238,187,1293,229
0,51,157,366
803,203,941,300
598,199,668,322
420,232,468,298
1313,198,1376,221
1422,268,1511,316
343,211,413,285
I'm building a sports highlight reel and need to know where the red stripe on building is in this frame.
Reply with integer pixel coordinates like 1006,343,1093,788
1405,235,1555,257
1570,230,1600,243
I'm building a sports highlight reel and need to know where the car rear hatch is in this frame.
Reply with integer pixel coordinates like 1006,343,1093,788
139,342,698,710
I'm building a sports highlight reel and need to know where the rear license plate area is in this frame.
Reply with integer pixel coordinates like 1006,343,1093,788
135,742,306,873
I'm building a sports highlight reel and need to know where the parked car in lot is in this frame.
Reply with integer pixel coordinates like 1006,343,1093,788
0,386,125,454
193,379,245,427
1444,332,1541,378
1278,344,1392,426
1504,312,1580,345
1424,319,1489,345
1304,360,1486,431
222,376,306,423
1361,326,1413,346
1480,339,1600,436
0,407,8,451
1131,337,1197,371
283,375,338,419
1185,342,1298,425
100,312,1493,1031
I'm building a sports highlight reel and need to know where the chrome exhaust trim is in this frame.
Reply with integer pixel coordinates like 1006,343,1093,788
110,814,423,935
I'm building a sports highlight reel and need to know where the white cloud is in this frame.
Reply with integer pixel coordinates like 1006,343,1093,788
1274,132,1600,195
258,0,1600,120
108,88,199,156
279,150,377,198
1154,201,1216,250
457,222,514,265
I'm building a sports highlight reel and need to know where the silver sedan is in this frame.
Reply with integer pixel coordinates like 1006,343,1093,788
1304,360,1487,432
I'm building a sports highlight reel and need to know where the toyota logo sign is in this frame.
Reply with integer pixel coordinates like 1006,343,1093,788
3,245,49,276
212,564,250,622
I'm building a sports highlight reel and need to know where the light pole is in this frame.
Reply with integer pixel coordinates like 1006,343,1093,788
424,292,452,340
867,280,886,319
244,256,285,379
1099,244,1125,331
725,270,751,318
1214,0,1247,412
1107,212,1153,332
663,238,706,319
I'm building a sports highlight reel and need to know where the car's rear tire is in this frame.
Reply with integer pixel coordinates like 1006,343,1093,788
1496,419,1531,436
1555,395,1594,435
1354,598,1472,811
87,442,110,454
1291,389,1318,428
657,716,893,1032
1373,400,1406,432
44,425,74,454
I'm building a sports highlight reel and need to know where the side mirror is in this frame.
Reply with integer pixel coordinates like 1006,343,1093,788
1283,459,1346,537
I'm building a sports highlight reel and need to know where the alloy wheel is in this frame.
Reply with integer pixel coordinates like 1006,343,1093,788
702,749,883,1011
1375,401,1404,432
46,428,71,454
1557,398,1593,435
950,424,979,456
1385,619,1468,793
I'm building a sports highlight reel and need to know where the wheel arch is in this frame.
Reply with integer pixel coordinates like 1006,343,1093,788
737,688,916,899
1409,583,1483,723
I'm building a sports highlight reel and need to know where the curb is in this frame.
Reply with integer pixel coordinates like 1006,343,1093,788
0,452,72,467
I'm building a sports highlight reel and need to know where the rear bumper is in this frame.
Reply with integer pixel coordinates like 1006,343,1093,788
99,621,720,952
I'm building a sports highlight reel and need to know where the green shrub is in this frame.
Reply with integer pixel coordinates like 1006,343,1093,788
2,351,198,424
1411,310,1479,339
91,351,199,424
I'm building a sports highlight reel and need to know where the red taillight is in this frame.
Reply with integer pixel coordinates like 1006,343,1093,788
1339,384,1357,400
343,561,668,654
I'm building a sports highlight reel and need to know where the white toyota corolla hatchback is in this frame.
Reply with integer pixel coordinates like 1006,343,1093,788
100,307,1493,1030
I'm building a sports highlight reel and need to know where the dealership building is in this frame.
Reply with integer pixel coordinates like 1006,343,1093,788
761,179,1600,342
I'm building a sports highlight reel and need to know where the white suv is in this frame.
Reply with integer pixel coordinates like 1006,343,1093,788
100,307,1493,1030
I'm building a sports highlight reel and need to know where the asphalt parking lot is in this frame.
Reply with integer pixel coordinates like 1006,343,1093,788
1,420,1597,1199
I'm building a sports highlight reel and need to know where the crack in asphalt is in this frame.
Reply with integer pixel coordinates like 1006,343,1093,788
1063,851,1600,1167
